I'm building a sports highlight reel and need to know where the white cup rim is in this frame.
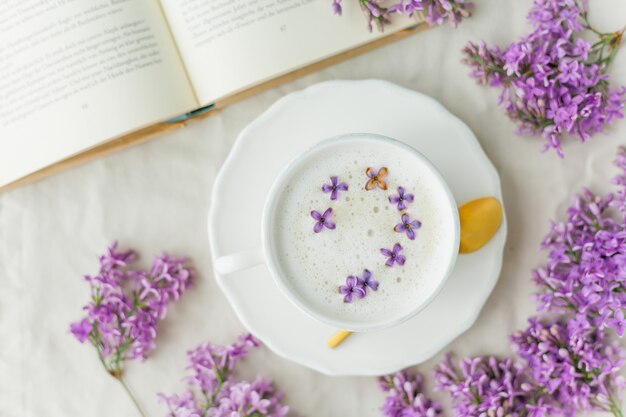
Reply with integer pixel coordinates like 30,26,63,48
262,133,460,332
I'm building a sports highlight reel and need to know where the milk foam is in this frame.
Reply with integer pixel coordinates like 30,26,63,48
271,138,457,327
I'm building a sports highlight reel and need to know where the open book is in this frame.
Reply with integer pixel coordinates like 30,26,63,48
0,0,422,190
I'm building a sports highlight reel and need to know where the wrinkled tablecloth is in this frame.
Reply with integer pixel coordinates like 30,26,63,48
3,1,626,416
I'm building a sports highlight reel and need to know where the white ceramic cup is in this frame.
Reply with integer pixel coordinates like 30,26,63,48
214,133,460,332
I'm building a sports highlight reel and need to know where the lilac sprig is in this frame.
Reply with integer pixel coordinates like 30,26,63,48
533,149,626,338
332,0,473,32
70,243,193,417
70,242,193,376
158,334,289,417
463,0,626,156
379,370,443,417
433,355,548,417
511,318,625,417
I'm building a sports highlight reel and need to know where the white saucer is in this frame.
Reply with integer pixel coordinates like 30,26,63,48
208,80,506,376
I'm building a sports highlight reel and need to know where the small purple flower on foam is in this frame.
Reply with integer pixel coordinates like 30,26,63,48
394,213,422,240
380,243,406,267
389,187,414,211
331,0,341,15
322,176,348,200
311,208,335,233
339,275,366,303
358,269,379,292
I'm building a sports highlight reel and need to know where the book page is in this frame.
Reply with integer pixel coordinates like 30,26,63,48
0,0,197,188
159,0,417,104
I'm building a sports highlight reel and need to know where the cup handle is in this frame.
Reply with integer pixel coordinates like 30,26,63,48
214,247,265,275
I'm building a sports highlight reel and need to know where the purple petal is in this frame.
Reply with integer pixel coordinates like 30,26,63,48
313,222,324,233
339,285,349,295
311,210,322,220
406,228,416,240
394,223,404,233
410,220,422,229
404,193,414,203
397,201,407,211
346,275,358,286
322,184,334,193
324,221,336,230
368,280,379,291
401,213,409,223
343,293,354,303
397,186,405,197
396,255,406,265
389,195,400,204
330,189,338,200
353,287,367,299
362,269,372,280
392,243,403,254
380,248,392,256
330,176,338,186
337,183,348,191
385,258,395,267
323,207,333,218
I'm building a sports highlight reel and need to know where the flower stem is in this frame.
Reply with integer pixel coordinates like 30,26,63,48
609,394,624,417
118,376,148,417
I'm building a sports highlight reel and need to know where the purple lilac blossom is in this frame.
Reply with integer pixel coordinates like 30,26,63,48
158,334,289,417
511,317,625,417
380,243,406,267
332,0,342,15
389,186,415,211
462,0,625,156
310,208,336,233
434,355,551,417
533,148,626,338
379,370,443,417
358,269,379,292
322,176,349,200
334,0,472,32
339,275,367,303
69,242,193,376
394,213,422,240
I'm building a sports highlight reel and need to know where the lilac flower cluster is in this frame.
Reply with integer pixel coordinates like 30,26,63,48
70,242,193,377
533,148,626,337
339,269,379,303
429,150,626,417
463,0,626,156
332,0,473,32
511,318,625,417
434,355,544,417
379,370,443,417
158,334,289,417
